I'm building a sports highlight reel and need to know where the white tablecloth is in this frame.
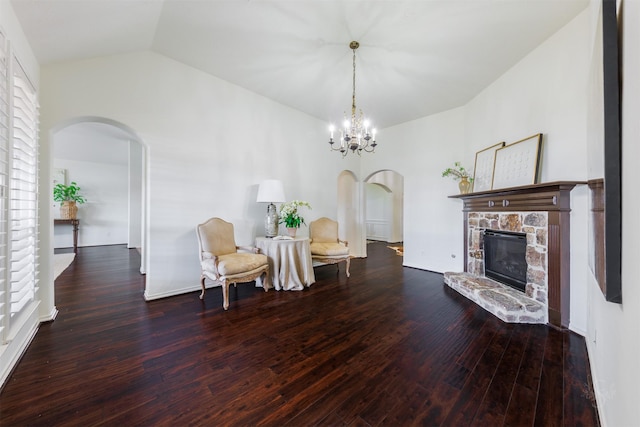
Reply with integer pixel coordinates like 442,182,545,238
255,237,315,291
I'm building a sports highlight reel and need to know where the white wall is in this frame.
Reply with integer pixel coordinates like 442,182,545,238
585,1,640,426
128,141,143,249
40,51,350,300
465,11,589,184
368,107,466,272
0,4,38,81
365,183,390,241
52,158,129,247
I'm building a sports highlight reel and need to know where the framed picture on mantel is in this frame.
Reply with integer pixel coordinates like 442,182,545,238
472,142,504,192
491,133,542,190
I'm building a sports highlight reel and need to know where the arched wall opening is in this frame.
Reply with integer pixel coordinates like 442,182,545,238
49,116,149,279
364,170,404,244
335,169,404,259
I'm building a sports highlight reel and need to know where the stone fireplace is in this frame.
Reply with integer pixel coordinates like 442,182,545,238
444,181,583,329
445,211,549,324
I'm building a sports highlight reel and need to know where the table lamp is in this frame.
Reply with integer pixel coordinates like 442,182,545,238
256,179,286,238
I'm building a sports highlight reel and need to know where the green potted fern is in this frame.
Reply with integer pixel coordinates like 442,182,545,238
53,181,86,219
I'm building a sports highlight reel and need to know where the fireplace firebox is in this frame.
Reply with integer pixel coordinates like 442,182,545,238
483,230,527,293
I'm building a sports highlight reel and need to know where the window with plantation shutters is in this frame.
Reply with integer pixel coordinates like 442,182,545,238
0,31,8,342
8,55,38,328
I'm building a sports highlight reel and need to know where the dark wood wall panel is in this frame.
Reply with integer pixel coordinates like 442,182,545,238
589,179,607,298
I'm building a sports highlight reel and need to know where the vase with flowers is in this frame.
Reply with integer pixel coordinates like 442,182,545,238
442,162,473,194
279,200,312,237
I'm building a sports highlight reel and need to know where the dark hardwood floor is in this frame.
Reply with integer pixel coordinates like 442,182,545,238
0,242,599,426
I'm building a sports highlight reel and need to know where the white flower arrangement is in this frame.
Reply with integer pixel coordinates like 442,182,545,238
279,200,312,228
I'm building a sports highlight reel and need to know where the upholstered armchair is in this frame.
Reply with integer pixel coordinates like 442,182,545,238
196,217,270,310
309,217,350,277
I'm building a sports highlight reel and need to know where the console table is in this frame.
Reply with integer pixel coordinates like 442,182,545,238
54,219,79,253
255,237,315,291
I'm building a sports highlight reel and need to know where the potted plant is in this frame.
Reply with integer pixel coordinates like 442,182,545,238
53,181,86,219
279,200,311,237
442,162,473,194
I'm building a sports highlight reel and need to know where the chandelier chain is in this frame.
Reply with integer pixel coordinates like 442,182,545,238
351,46,357,117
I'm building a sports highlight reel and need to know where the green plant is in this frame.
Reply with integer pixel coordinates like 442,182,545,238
53,182,86,204
279,200,311,228
442,161,473,182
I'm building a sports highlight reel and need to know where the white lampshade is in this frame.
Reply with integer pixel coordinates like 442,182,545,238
256,179,286,203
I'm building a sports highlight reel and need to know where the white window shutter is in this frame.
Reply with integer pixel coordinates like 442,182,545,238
0,30,9,342
8,54,38,327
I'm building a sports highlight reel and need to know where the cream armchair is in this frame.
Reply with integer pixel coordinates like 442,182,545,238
309,217,350,277
196,217,270,310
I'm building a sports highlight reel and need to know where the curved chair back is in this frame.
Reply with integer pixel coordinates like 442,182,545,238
197,217,237,257
310,217,339,243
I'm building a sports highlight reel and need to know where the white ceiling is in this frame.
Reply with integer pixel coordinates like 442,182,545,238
11,0,588,129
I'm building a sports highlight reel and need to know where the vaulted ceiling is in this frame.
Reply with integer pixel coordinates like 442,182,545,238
11,0,589,129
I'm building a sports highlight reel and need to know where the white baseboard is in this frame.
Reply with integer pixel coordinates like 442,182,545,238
144,284,209,301
0,318,39,389
39,305,59,323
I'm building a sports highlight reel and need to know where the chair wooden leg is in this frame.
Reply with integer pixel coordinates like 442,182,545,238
345,258,351,277
222,282,230,310
199,275,206,299
262,267,270,292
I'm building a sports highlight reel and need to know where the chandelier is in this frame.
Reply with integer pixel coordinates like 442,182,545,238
328,41,377,157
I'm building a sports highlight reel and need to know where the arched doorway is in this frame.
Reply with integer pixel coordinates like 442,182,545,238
50,116,148,277
364,170,404,244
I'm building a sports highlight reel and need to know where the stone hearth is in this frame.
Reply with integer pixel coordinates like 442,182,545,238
444,272,545,324
444,210,549,324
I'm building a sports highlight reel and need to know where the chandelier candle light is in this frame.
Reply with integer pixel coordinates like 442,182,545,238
328,41,378,157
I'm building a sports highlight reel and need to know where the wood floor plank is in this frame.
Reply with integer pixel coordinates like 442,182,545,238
0,243,599,426
440,323,515,425
503,325,548,425
473,326,532,425
564,331,601,426
535,328,565,426
285,371,371,427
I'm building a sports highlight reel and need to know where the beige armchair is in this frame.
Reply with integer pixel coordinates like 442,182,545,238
309,217,350,277
196,217,270,310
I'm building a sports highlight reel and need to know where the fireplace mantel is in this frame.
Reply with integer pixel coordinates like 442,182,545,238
449,181,585,329
449,181,585,211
